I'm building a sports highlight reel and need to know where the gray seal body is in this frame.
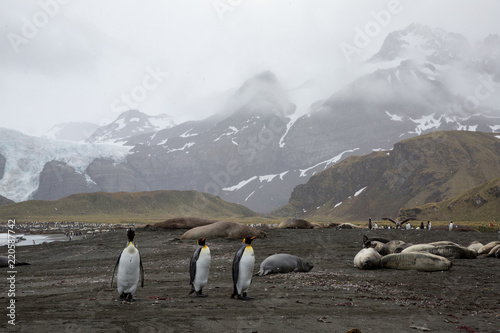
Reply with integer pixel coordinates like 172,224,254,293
256,254,313,276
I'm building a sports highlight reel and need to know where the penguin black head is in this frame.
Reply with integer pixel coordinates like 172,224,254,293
243,236,257,245
127,228,135,243
197,237,207,246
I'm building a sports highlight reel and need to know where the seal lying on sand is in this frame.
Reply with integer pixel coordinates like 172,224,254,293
381,252,452,272
420,244,477,259
256,254,313,276
380,240,406,255
467,241,483,253
180,221,266,240
479,244,500,258
0,256,30,267
354,248,382,270
277,219,314,229
478,241,500,255
362,235,390,247
152,217,216,229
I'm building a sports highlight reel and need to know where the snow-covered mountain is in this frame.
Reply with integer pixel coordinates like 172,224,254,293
86,110,175,145
1,24,499,213
0,128,130,202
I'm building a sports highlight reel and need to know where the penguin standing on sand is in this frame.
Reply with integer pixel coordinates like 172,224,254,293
189,237,211,297
449,221,454,231
231,236,257,300
111,228,144,303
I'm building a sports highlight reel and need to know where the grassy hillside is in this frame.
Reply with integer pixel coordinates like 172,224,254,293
0,190,257,223
277,131,500,221
400,177,500,222
0,194,14,207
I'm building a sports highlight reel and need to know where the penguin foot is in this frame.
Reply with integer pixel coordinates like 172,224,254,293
124,293,135,303
196,291,208,298
236,295,254,300
236,293,253,301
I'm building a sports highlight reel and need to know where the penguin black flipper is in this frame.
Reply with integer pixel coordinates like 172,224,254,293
110,249,124,288
190,247,202,289
139,254,144,288
231,245,245,297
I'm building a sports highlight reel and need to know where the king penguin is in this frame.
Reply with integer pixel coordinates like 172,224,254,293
231,236,257,300
189,237,211,297
111,228,144,303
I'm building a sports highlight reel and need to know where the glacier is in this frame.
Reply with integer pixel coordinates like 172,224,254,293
0,128,130,202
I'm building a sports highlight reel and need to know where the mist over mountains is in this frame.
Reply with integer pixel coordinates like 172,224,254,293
1,24,499,214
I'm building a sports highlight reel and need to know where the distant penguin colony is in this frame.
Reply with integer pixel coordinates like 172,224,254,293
189,237,211,297
111,228,144,303
231,236,257,300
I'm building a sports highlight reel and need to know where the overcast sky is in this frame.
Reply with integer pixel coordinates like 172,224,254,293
2,0,499,135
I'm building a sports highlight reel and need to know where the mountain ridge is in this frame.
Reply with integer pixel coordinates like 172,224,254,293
276,131,500,220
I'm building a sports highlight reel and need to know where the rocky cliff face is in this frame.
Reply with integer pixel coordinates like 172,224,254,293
33,161,100,201
280,131,500,220
0,154,5,181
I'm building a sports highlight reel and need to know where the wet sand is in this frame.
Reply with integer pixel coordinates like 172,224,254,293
2,227,499,332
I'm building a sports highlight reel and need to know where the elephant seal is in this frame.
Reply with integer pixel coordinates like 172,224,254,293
256,254,313,276
0,256,30,267
428,241,460,247
153,217,215,229
467,241,483,253
401,244,435,253
354,248,382,270
180,221,266,240
335,223,358,230
277,218,314,229
394,243,414,253
478,241,500,255
364,240,385,253
420,244,477,259
380,240,406,255
479,244,500,258
381,252,452,272
362,235,390,248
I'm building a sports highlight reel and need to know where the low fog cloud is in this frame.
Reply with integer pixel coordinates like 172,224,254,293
0,0,499,134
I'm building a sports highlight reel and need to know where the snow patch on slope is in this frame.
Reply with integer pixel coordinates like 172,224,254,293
299,148,359,177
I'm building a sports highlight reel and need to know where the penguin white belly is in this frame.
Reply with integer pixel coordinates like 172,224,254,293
237,247,255,294
117,246,141,294
193,247,211,291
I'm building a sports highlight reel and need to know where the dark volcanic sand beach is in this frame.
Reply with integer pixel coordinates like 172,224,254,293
2,227,499,333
